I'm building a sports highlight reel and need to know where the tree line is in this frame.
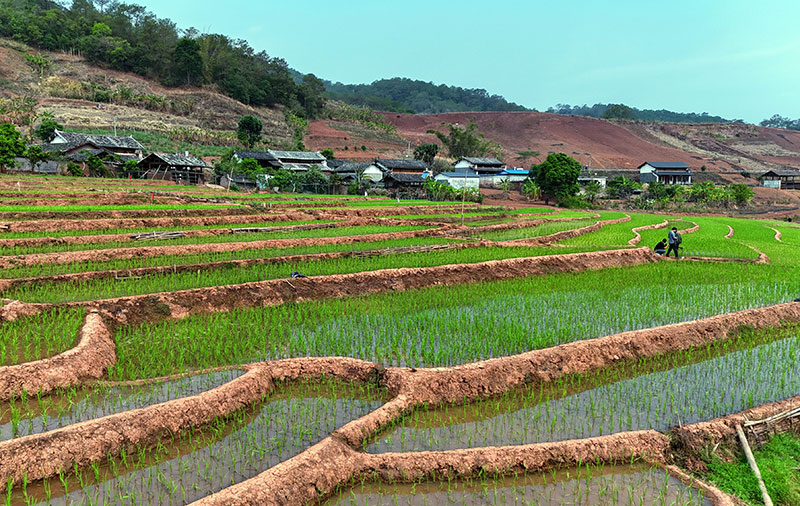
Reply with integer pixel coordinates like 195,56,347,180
0,0,326,118
325,78,529,114
760,115,800,131
546,103,736,123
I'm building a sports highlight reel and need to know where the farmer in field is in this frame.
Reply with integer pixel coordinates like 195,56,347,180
654,238,667,255
667,227,682,258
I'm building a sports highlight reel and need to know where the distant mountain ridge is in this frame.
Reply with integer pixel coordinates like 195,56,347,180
324,77,529,114
546,103,737,124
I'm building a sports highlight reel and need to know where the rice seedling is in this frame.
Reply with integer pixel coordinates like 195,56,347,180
326,462,710,505
111,259,796,379
474,218,598,241
7,379,385,506
0,220,336,240
0,225,430,256
0,237,465,280
0,308,85,366
559,213,666,247
0,204,240,213
5,243,604,303
0,370,242,440
366,325,800,453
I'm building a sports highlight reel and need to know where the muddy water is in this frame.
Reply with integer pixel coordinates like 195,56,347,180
15,381,385,506
326,464,711,506
368,328,800,452
0,370,243,440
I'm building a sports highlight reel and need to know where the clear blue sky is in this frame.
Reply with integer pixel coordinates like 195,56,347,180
136,0,800,123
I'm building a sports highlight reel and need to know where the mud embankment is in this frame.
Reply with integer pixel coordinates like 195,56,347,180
0,212,316,233
0,243,476,294
498,215,632,246
629,220,669,245
68,247,658,323
0,355,379,490
0,226,448,270
0,312,114,401
4,282,792,503
0,221,341,249
0,206,256,221
461,214,600,236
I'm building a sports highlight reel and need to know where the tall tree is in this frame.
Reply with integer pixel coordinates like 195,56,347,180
173,37,203,86
533,153,581,204
413,143,438,165
602,104,637,120
427,120,501,159
0,123,26,173
237,115,262,148
298,73,326,118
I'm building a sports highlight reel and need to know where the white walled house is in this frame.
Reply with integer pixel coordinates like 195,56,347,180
435,169,480,189
454,157,506,175
638,162,693,185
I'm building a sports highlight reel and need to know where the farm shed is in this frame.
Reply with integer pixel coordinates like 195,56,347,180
48,130,144,159
135,153,213,185
435,169,480,189
384,172,427,188
761,169,800,190
454,157,507,175
638,162,693,185
232,150,282,170
220,174,258,191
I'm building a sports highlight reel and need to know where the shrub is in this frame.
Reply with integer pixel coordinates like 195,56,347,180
66,161,83,177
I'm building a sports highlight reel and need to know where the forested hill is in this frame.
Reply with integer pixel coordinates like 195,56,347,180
0,1,750,122
324,78,530,114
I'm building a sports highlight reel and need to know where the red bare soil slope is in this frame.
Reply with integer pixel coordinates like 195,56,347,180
381,111,800,174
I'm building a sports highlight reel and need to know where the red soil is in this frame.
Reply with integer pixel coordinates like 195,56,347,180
382,112,716,170
379,112,800,176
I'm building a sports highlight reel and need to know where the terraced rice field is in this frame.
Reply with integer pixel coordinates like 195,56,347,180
0,174,798,505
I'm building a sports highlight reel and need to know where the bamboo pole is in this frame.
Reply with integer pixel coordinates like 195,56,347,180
736,424,774,506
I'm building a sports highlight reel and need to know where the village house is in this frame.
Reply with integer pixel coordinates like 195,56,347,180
435,169,480,189
333,161,378,183
268,150,328,172
47,130,144,159
135,152,213,185
232,150,282,171
383,172,428,196
760,169,800,190
638,162,693,185
374,158,429,175
454,157,507,175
